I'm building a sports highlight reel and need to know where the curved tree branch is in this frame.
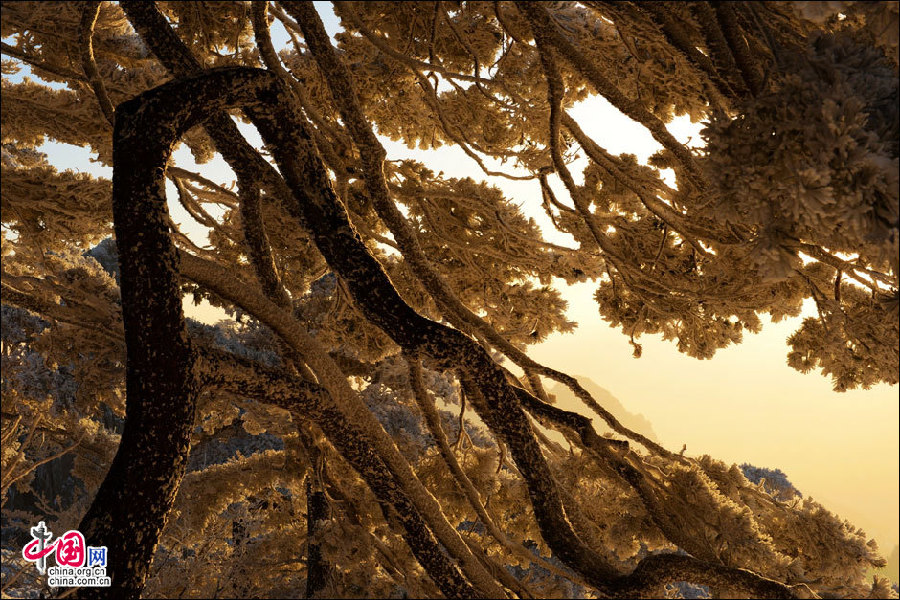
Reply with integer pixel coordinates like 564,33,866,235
197,347,478,599
406,355,583,590
251,0,353,180
632,1,736,105
515,1,705,187
532,31,611,254
178,250,505,597
75,66,203,599
78,1,115,126
689,1,751,97
284,0,672,461
711,1,765,96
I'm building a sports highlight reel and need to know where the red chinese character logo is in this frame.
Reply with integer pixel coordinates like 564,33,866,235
55,531,85,567
22,538,57,561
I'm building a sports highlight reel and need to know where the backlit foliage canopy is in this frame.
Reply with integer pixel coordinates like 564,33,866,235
1,2,897,599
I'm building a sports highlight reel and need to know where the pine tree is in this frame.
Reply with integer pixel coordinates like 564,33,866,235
2,2,897,598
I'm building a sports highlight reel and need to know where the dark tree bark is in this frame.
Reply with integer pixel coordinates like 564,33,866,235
75,75,201,598
195,347,477,599
711,1,765,96
118,7,338,594
76,68,477,599
305,478,330,598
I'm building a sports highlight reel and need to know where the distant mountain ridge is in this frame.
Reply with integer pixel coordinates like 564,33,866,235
547,377,660,444
548,379,899,587
885,545,899,585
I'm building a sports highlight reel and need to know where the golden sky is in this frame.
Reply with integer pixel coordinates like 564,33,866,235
529,281,899,557
368,97,900,558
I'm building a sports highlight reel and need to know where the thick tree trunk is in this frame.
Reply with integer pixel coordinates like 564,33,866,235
305,477,330,598
75,83,200,597
77,68,478,600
